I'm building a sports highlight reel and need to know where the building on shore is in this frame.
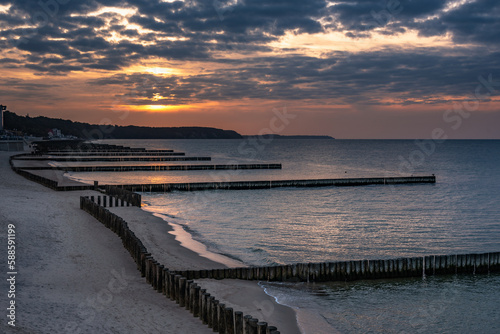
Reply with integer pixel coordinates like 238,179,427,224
0,105,5,131
0,105,25,151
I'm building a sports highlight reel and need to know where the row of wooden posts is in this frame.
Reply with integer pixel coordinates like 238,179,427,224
46,145,169,153
103,185,142,207
85,195,133,208
15,156,212,162
46,151,182,156
179,252,500,283
79,196,281,334
9,154,94,191
18,164,283,172
118,176,437,193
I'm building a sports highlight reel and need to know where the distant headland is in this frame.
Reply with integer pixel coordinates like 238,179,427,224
242,134,334,140
2,111,333,140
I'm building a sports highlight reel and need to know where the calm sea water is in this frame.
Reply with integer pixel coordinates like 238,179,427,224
69,139,500,333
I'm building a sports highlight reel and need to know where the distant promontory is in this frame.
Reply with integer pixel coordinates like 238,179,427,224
3,111,333,140
3,111,241,139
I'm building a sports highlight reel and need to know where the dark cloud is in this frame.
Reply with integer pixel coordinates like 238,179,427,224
0,0,328,70
418,0,500,44
89,48,500,106
0,0,499,108
0,77,61,100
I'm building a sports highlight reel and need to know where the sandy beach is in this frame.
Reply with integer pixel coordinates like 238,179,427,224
109,206,302,333
1,151,301,333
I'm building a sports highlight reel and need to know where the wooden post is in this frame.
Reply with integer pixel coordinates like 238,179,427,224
103,196,107,207
243,315,252,334
179,277,186,307
217,269,224,279
235,311,243,334
150,259,156,287
491,252,500,271
208,296,215,328
267,326,278,334
199,289,206,319
218,303,226,334
479,253,488,273
248,318,258,334
109,196,113,207
202,292,210,325
139,252,150,277
145,257,152,283
275,266,282,281
169,273,176,300
225,307,234,334
193,286,201,317
94,180,98,190
212,299,219,332
257,322,267,334
162,268,169,295
174,275,182,303
165,270,172,298
188,282,196,313
247,268,254,280
185,280,193,310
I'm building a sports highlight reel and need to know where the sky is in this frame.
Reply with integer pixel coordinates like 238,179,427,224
0,0,499,139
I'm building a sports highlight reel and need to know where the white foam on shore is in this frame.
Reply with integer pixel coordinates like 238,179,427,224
258,281,338,334
147,211,244,268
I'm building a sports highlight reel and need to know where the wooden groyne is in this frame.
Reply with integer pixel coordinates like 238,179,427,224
15,156,212,162
79,196,281,334
34,142,176,154
48,149,174,153
181,252,500,283
46,151,186,156
104,185,142,207
83,194,135,207
117,176,436,193
19,163,282,172
9,154,94,191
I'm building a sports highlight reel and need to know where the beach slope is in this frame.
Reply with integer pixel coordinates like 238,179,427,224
0,152,212,333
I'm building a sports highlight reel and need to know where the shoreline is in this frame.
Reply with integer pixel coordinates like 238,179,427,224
148,211,244,268
0,151,213,333
147,207,306,333
108,203,303,333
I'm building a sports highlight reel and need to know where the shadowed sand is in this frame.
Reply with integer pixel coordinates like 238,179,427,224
1,151,302,333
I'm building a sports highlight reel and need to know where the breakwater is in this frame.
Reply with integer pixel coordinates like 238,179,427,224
33,142,177,154
9,154,94,191
46,151,186,156
47,149,174,153
79,196,281,334
19,163,282,172
180,252,500,282
15,156,212,162
104,185,142,207
116,176,436,193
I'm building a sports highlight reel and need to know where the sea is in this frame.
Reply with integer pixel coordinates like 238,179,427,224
66,139,500,334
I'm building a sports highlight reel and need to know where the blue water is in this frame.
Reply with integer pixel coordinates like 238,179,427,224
69,139,500,333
